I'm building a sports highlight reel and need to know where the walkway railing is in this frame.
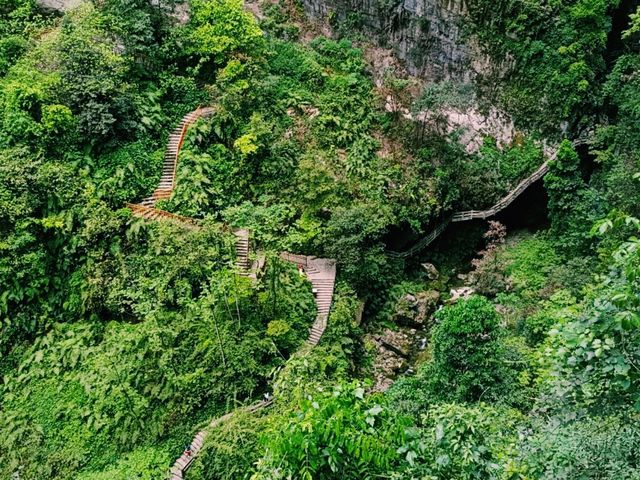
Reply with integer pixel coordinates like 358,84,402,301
388,139,586,258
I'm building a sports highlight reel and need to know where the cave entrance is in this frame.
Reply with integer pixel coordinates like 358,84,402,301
396,177,551,275
606,0,640,67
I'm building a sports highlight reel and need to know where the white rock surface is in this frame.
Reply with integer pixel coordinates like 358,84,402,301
37,0,83,11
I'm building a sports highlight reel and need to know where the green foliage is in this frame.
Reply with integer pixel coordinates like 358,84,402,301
259,0,302,41
0,224,316,478
0,147,86,353
390,296,533,414
321,203,392,291
430,296,508,403
165,143,241,218
188,410,269,480
514,414,640,479
543,221,640,413
4,0,640,477
76,446,172,480
459,137,544,209
468,0,619,132
623,6,640,40
93,141,163,206
545,140,602,255
593,52,640,219
0,34,27,75
57,5,137,144
97,0,170,67
414,80,475,112
398,403,523,480
181,0,264,75
252,383,410,480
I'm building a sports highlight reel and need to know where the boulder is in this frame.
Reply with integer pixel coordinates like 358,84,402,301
414,290,440,325
421,262,439,280
375,328,414,357
448,286,475,303
36,0,83,12
394,290,440,326
367,328,413,392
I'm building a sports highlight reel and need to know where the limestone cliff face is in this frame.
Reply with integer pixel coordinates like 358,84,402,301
36,0,189,24
36,0,83,12
301,0,479,81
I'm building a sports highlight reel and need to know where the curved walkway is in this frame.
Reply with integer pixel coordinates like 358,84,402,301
126,108,337,479
388,140,584,258
169,400,271,480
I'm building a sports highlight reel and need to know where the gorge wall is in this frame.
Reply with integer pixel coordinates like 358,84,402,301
36,0,83,11
300,0,484,81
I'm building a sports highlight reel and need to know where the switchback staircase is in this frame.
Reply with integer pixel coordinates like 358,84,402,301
126,108,338,480
279,253,337,345
130,106,578,479
141,108,215,208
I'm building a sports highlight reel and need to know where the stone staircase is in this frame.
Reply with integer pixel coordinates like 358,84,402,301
169,401,271,480
141,108,214,208
128,206,253,274
165,252,335,480
166,254,336,479
124,108,337,479
280,253,337,345
127,203,200,229
233,229,251,272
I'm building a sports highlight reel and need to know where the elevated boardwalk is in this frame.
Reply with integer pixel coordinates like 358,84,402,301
388,140,585,258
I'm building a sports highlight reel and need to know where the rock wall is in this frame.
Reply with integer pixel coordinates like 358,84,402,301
301,0,481,81
36,0,83,12
36,0,190,24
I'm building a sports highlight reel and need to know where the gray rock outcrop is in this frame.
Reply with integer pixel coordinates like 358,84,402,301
36,0,83,12
300,0,483,81
394,290,440,326
368,328,415,391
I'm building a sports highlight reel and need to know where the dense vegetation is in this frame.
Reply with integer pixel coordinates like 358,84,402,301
1,0,639,478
